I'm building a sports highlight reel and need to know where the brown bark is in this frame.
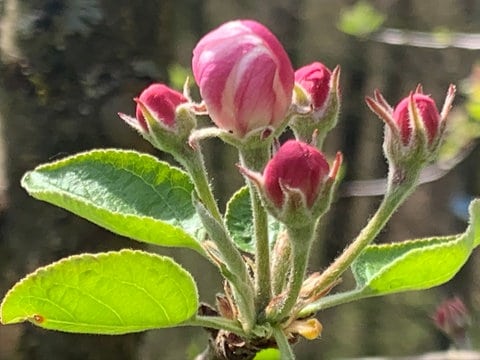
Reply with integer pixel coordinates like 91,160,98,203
0,1,174,359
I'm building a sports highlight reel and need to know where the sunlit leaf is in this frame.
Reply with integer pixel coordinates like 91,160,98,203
0,250,198,334
225,187,280,254
21,149,204,253
351,199,480,294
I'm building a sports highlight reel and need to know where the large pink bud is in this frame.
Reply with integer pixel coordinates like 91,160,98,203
295,62,332,110
393,93,440,145
263,140,330,208
192,20,294,137
135,84,187,131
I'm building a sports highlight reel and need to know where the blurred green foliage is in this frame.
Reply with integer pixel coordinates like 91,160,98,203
337,1,385,37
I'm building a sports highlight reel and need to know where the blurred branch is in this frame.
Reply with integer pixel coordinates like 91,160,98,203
370,29,480,50
339,141,477,197
338,1,480,50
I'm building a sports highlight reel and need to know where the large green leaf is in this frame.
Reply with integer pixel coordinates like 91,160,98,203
21,149,204,252
352,198,480,295
0,250,198,334
225,187,280,254
300,199,480,316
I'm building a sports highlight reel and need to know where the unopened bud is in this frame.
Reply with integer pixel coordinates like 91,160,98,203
192,20,294,138
433,296,471,348
135,83,188,131
393,93,440,145
365,84,456,174
295,62,332,111
264,140,330,209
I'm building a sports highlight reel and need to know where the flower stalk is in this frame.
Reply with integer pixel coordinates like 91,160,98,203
239,143,273,315
268,223,315,322
310,171,419,296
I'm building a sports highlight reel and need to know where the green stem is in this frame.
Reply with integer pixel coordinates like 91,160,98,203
251,192,271,311
312,174,417,294
272,326,295,360
271,231,291,296
271,224,314,322
182,148,223,223
298,288,374,317
180,145,256,332
182,315,246,336
239,145,272,314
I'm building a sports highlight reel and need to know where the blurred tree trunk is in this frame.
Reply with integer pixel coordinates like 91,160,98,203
0,0,174,359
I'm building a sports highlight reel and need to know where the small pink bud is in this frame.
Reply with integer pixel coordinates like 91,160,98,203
392,94,440,145
192,20,294,137
433,297,471,338
263,140,330,208
135,84,187,131
295,62,332,110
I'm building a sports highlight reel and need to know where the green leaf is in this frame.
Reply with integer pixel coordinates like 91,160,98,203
253,348,281,360
299,199,480,317
337,1,386,37
0,250,198,334
351,199,480,295
21,149,204,253
225,187,280,254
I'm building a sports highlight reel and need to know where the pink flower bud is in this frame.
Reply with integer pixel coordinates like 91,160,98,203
433,297,471,346
135,84,187,131
263,140,330,208
192,20,294,137
295,62,332,110
392,94,440,145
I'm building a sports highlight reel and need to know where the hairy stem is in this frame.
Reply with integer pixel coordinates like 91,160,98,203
183,315,246,336
272,326,295,360
239,145,272,314
312,173,417,294
270,224,314,322
182,145,256,331
182,147,223,222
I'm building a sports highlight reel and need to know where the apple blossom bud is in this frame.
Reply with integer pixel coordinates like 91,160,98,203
192,19,294,137
290,64,340,148
264,140,330,208
135,83,188,131
393,94,440,145
365,85,456,175
295,62,331,110
433,297,471,349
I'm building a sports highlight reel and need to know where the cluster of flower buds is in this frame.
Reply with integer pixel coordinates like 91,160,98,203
119,19,345,223
117,18,457,347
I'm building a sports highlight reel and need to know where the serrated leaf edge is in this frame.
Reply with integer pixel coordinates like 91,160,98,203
21,149,203,252
0,249,199,332
354,199,480,291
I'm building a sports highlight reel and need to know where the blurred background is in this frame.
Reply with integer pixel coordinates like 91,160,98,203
1,0,480,359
